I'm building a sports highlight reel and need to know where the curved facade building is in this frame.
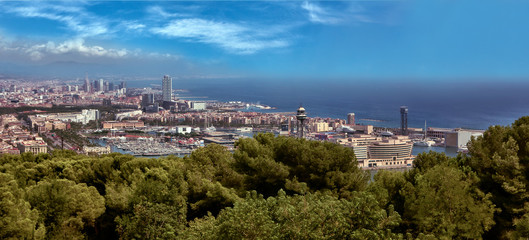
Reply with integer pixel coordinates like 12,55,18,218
335,134,415,168
366,139,413,168
368,140,412,159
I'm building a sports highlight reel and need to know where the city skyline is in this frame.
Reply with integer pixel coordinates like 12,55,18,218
0,1,528,81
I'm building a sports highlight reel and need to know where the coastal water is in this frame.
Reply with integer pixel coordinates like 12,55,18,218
128,78,529,130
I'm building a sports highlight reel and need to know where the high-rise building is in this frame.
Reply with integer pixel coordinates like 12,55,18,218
85,77,91,92
400,106,408,135
347,113,355,125
119,81,126,89
162,75,172,102
99,79,104,92
142,93,155,108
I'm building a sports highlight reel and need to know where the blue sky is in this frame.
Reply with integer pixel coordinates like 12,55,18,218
0,0,529,80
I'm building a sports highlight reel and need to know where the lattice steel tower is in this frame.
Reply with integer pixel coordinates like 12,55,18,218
296,105,307,138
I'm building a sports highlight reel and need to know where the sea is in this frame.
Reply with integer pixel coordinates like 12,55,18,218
122,78,529,158
127,78,529,130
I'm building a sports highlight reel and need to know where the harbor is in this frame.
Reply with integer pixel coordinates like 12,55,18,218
89,137,197,157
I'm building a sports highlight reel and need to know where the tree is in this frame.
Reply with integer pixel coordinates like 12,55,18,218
180,190,401,240
466,121,529,238
116,202,184,240
233,133,369,198
0,172,45,240
368,170,407,218
403,165,496,239
184,144,244,219
114,161,188,239
27,179,105,240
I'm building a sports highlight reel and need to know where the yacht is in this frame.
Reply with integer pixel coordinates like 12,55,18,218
413,121,434,147
457,145,469,153
413,140,433,147
336,125,355,134
381,131,394,137
203,126,216,132
236,127,253,132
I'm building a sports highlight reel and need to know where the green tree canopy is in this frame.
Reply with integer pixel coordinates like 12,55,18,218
0,172,45,240
234,133,369,198
26,179,105,240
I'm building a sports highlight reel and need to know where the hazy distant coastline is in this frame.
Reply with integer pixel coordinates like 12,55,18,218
127,78,529,130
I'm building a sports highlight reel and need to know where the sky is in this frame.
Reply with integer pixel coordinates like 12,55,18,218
1,0,529,81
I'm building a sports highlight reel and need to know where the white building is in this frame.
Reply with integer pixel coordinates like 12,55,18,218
170,126,192,134
81,109,100,124
34,109,100,125
115,110,142,121
190,101,206,111
445,129,484,148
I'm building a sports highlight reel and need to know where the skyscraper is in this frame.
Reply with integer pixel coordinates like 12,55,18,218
99,79,104,92
347,113,355,125
142,93,155,108
85,74,90,92
162,75,172,102
400,106,408,135
119,81,126,89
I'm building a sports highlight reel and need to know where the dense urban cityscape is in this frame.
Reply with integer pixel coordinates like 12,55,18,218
2,1,529,239
0,75,485,169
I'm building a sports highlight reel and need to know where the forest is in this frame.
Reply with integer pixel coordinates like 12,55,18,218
3,116,529,239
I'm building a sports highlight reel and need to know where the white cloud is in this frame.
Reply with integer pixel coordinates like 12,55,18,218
4,3,109,37
127,23,146,31
16,38,128,60
0,36,184,63
119,20,147,33
147,5,190,19
151,18,289,54
301,1,341,24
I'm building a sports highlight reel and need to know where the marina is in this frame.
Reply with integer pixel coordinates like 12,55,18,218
89,137,197,157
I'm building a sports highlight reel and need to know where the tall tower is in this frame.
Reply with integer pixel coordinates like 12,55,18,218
98,79,104,92
296,105,307,138
162,75,172,102
84,74,90,92
347,113,355,125
400,106,408,135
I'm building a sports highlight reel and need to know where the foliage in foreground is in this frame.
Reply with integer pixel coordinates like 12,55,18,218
3,115,529,240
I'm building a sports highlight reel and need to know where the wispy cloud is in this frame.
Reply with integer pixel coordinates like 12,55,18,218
4,2,109,37
301,1,342,24
120,20,146,32
301,1,379,25
146,5,191,19
151,18,289,54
